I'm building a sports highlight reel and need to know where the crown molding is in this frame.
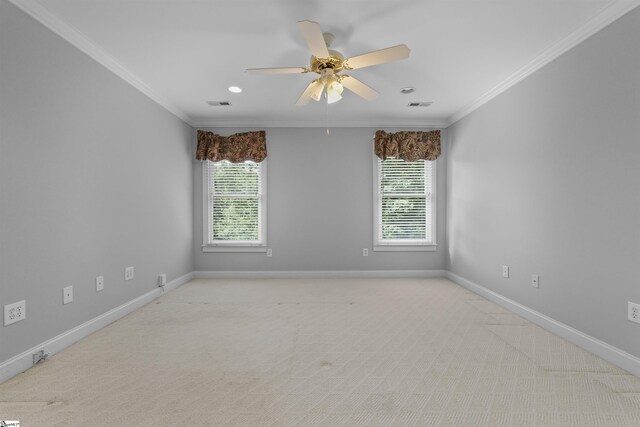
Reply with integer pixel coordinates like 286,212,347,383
189,120,447,129
445,0,640,127
7,0,445,130
8,0,191,124
11,0,639,130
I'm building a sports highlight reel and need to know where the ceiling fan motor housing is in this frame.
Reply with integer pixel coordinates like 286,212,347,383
310,50,345,73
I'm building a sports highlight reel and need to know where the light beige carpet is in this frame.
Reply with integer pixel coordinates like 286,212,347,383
1,278,639,426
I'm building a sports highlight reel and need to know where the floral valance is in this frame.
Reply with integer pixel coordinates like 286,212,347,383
374,130,441,162
196,130,267,163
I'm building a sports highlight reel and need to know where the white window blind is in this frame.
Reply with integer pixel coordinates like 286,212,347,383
205,160,265,245
376,157,434,245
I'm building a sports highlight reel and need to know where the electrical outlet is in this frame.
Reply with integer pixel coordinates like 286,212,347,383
266,248,273,257
531,274,539,288
629,302,640,324
158,273,167,287
4,300,26,326
363,248,369,257
502,265,510,278
63,286,73,305
124,266,134,281
96,275,104,292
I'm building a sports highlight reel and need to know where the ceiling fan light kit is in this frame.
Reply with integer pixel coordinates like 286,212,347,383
247,20,410,106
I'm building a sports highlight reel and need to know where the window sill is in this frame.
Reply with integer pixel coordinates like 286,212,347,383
373,244,437,252
202,245,267,253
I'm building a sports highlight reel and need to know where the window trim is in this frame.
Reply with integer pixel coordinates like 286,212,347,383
372,154,437,252
201,159,267,253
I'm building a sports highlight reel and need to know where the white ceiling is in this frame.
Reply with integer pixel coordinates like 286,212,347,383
14,0,640,127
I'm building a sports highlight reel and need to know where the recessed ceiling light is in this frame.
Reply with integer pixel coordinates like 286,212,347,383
228,86,242,93
400,87,415,94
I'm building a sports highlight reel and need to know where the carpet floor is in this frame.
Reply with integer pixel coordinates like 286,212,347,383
1,278,639,426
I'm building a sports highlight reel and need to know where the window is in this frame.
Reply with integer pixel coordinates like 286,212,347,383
374,157,436,250
203,160,266,251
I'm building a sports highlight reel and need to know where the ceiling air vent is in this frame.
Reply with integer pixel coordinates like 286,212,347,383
206,101,232,106
408,102,433,107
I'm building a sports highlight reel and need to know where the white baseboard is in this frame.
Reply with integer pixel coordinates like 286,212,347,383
193,270,448,279
0,272,193,384
446,271,640,378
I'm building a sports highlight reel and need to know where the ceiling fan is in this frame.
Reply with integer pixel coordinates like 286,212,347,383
246,20,410,106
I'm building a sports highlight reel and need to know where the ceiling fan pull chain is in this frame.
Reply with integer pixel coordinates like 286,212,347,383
326,93,330,135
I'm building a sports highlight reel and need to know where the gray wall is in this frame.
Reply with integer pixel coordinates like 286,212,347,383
0,2,194,364
446,7,640,358
194,127,447,272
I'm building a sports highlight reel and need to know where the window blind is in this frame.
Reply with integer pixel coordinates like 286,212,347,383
377,158,433,244
206,160,263,244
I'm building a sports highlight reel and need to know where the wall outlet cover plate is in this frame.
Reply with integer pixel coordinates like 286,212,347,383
4,300,26,326
502,265,509,278
63,286,73,305
125,266,134,281
629,301,640,324
96,275,104,292
531,274,539,288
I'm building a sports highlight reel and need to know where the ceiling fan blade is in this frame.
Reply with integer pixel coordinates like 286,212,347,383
345,44,410,70
296,80,324,106
297,20,330,59
341,76,379,101
246,67,307,75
